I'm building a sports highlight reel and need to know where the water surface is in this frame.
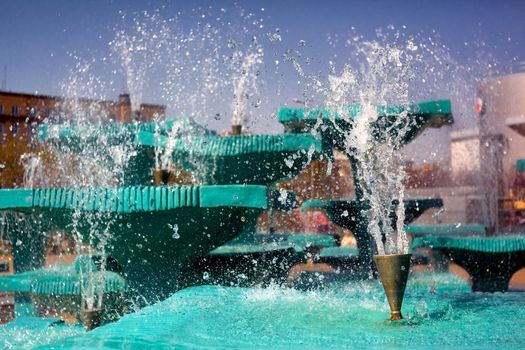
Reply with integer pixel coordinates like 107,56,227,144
17,272,525,350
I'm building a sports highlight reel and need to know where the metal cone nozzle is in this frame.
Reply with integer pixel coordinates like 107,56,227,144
231,124,242,135
154,169,171,185
373,253,411,321
81,308,104,331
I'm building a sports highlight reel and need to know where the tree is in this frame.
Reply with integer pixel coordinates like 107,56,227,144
0,132,31,188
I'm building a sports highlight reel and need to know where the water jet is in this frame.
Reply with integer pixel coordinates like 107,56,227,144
81,308,103,331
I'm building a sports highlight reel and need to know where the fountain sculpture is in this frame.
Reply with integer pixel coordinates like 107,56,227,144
278,100,453,318
0,98,452,327
1,94,525,349
0,10,523,347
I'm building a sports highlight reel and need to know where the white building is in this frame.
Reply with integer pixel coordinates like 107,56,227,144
476,70,525,230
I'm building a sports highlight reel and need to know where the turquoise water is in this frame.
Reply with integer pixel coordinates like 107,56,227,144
0,316,83,349
2,272,525,349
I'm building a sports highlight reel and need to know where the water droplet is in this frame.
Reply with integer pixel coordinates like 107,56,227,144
168,223,180,239
414,300,428,318
406,40,418,51
267,29,281,42
278,189,288,205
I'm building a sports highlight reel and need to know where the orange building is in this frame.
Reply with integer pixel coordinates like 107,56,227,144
0,90,165,142
0,90,165,188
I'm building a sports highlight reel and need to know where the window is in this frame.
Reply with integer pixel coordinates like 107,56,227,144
0,104,3,113
11,105,19,116
10,123,17,134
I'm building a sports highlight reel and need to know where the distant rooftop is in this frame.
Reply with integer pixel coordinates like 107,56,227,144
0,90,165,109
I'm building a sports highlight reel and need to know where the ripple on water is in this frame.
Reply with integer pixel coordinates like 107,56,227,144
23,273,525,350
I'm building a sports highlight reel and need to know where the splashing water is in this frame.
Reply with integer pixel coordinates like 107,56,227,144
108,9,270,182
109,8,270,129
26,62,142,312
168,223,180,239
21,153,42,188
290,32,458,255
14,7,278,313
231,51,263,129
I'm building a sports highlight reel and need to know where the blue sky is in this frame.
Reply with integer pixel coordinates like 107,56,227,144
0,0,524,139
1,1,523,93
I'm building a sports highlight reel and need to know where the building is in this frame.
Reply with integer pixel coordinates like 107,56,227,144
477,70,525,230
449,128,481,185
478,71,525,175
0,90,165,188
434,69,525,231
0,90,165,143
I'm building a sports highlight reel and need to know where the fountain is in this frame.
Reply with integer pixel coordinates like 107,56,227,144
277,99,453,319
22,122,325,299
0,108,523,346
0,185,290,297
0,98,453,328
0,9,524,349
1,29,455,332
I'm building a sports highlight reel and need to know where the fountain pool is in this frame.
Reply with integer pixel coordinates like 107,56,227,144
2,272,525,349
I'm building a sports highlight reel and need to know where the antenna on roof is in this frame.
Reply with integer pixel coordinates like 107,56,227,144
1,66,6,90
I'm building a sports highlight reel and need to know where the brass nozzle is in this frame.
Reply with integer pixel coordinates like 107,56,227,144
373,253,411,321
81,308,104,331
231,124,242,135
153,169,171,185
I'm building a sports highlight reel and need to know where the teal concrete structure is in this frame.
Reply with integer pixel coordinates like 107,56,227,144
0,254,126,295
278,100,452,146
405,223,487,237
0,185,273,300
6,119,323,309
411,235,525,291
279,100,453,276
38,118,216,143
39,120,323,186
137,131,323,185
